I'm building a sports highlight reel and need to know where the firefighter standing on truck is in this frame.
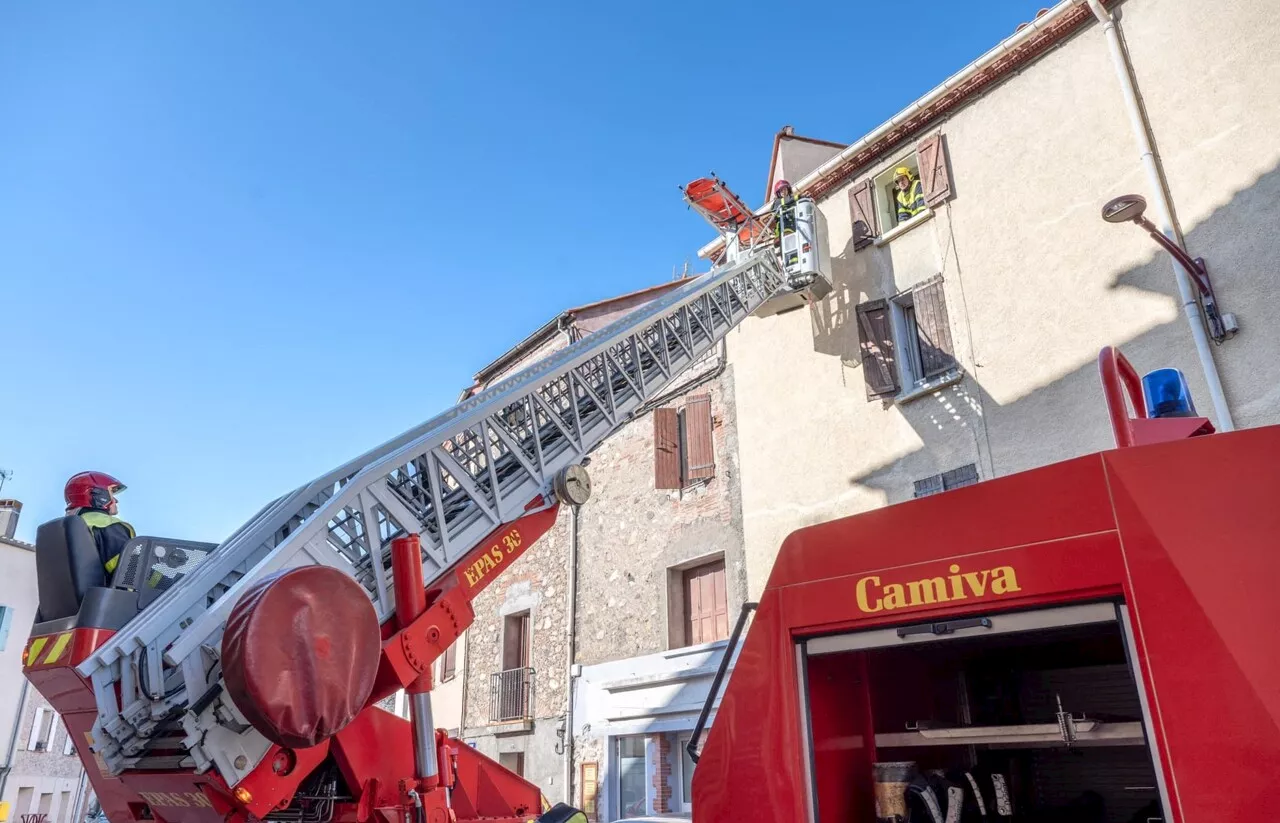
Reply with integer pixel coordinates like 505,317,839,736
64,471,135,581
894,166,927,224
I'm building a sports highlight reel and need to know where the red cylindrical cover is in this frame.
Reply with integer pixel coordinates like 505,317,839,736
221,566,380,749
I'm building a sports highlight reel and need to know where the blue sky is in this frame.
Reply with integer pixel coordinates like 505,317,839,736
0,0,1049,543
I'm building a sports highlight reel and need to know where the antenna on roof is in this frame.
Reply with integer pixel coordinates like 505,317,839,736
0,468,12,495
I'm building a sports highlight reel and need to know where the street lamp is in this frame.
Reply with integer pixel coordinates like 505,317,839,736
1101,194,1237,342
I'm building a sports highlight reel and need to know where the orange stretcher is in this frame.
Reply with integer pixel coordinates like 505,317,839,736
682,176,772,249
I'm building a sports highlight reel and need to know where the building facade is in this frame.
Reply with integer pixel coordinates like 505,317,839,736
0,500,90,823
450,282,749,819
710,0,1280,595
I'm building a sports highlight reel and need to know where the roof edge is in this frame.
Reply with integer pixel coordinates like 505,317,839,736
700,0,1100,259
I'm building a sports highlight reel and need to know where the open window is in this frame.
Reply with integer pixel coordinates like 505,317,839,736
653,394,716,490
849,133,953,250
856,276,959,401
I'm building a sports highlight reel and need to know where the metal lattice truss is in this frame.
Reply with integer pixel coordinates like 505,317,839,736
75,249,787,777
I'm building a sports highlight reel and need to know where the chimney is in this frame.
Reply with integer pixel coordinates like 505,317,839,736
0,500,21,540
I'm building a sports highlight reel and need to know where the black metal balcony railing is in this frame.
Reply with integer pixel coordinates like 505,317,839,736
489,667,534,723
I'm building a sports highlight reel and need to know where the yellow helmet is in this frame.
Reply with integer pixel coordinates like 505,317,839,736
894,166,913,178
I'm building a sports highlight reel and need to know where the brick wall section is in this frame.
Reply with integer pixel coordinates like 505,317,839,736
651,736,672,814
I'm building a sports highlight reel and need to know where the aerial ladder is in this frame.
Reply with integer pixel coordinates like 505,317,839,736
22,179,832,823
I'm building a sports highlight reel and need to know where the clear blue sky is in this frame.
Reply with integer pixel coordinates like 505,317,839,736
0,0,1048,544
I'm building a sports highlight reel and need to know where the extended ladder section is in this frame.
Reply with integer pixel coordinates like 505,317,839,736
76,248,788,778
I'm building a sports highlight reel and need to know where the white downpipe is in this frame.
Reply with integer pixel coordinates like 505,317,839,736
698,0,1086,260
562,504,580,805
1086,0,1235,430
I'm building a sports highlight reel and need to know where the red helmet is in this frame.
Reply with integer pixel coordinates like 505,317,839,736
65,472,126,511
774,179,793,196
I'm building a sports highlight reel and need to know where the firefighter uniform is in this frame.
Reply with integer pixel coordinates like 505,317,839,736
80,509,136,579
896,176,927,223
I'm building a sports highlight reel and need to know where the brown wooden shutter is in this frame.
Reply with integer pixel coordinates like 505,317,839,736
441,641,457,681
917,133,952,207
653,407,681,489
682,394,715,483
683,559,728,645
913,275,957,377
848,178,879,250
855,299,899,399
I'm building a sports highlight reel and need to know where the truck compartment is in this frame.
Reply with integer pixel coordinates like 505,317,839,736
802,602,1168,823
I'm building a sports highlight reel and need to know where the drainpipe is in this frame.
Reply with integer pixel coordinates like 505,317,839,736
0,679,29,799
1083,0,1235,430
562,504,580,805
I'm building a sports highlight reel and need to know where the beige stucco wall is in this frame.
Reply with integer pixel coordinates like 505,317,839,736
0,537,39,776
727,0,1280,595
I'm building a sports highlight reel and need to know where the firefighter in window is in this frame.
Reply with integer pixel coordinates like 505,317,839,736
894,166,927,224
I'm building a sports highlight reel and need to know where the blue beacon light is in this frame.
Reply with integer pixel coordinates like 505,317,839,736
1142,368,1197,418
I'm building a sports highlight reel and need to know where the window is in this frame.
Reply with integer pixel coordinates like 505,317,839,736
682,559,729,646
849,133,952,249
616,737,647,819
914,464,980,498
439,641,457,683
856,275,958,400
497,751,524,777
653,394,716,490
502,612,531,671
0,606,11,651
27,708,55,752
678,735,696,813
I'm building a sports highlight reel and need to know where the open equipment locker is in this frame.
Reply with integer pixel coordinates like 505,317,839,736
800,601,1168,822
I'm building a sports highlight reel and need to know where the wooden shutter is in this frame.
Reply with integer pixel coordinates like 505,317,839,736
682,394,715,483
855,299,899,399
848,178,879,250
917,133,952,207
441,641,457,682
683,560,728,646
653,407,681,490
912,276,957,377
580,762,600,821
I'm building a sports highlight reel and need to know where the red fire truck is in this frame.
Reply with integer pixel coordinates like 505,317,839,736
690,348,1280,823
20,178,1275,823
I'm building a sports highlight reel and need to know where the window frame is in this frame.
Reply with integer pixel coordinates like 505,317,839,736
881,276,963,403
677,733,696,813
872,152,928,236
614,735,649,820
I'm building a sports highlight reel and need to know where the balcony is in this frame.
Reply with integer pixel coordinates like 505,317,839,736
489,667,534,724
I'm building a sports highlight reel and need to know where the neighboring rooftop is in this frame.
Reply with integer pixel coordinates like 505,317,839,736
459,276,702,398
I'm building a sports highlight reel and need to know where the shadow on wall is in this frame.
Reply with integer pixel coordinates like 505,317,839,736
810,231,888,368
812,160,1280,500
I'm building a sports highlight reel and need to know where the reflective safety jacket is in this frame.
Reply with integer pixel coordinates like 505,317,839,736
80,510,136,578
773,193,800,236
896,178,927,222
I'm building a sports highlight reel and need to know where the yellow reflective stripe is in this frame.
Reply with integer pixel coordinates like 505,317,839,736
104,554,120,573
42,632,73,664
27,637,49,663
